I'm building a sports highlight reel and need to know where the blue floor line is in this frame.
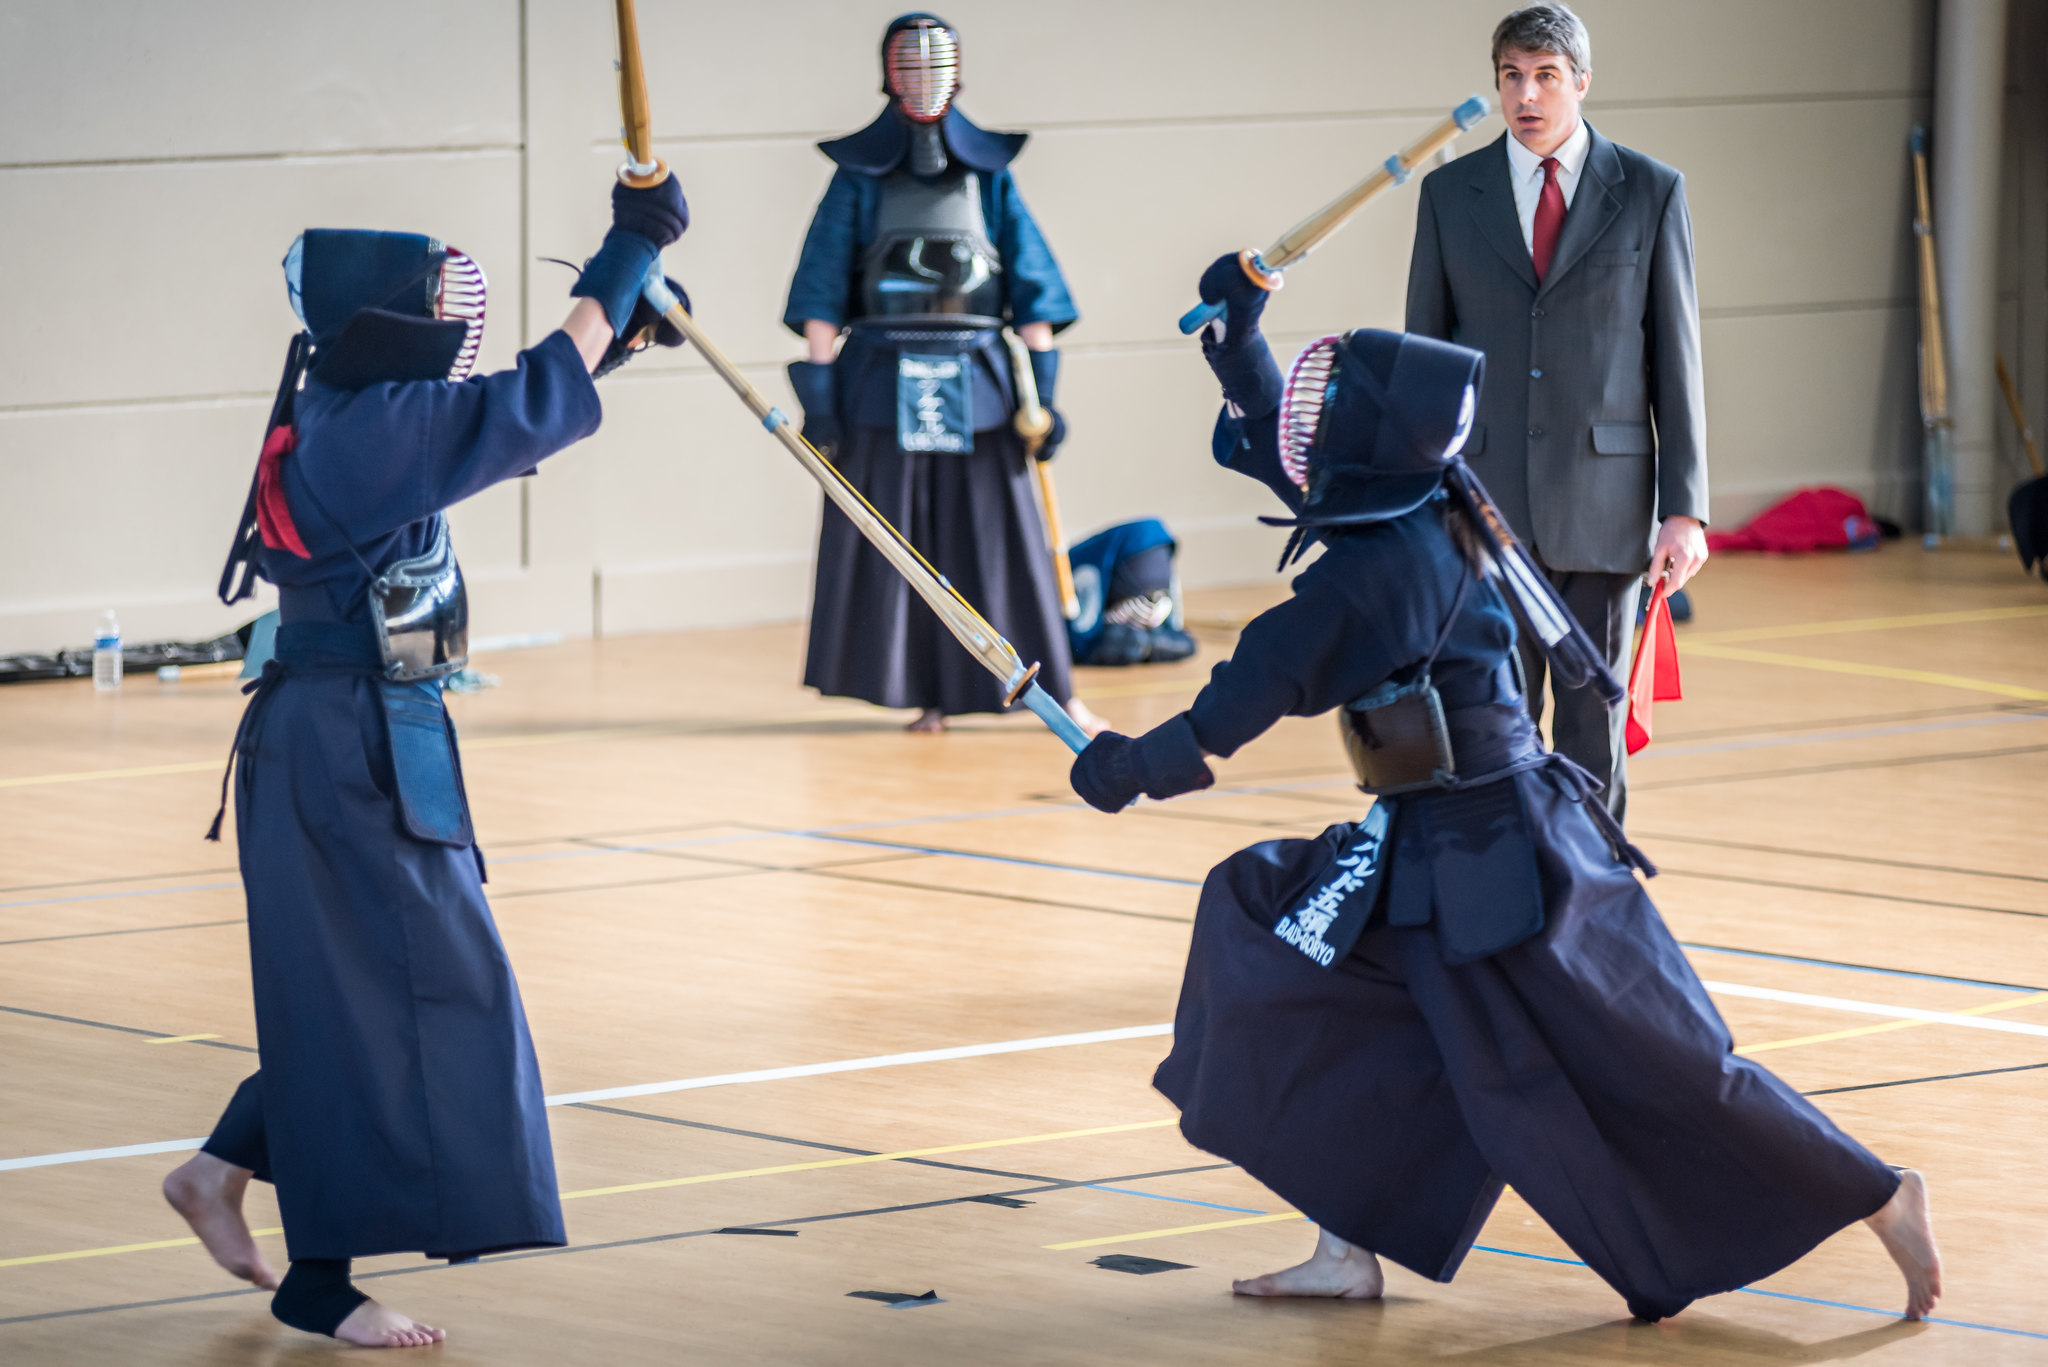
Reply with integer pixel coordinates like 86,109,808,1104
793,831,1203,886
1470,1243,2047,1340
0,882,239,911
1086,1185,1268,1215
1675,943,2042,994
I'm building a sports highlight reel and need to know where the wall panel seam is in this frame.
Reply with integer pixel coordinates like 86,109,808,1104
0,145,523,174
619,90,1934,153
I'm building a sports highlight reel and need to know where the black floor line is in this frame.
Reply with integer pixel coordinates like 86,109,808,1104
489,867,762,901
0,918,243,947
1679,941,2044,993
799,868,1190,925
1650,700,2034,745
1656,867,2048,921
1632,831,2048,887
1803,1061,2048,1096
1634,742,2048,790
0,1002,255,1053
0,866,239,896
567,1102,1067,1183
0,1162,1233,1328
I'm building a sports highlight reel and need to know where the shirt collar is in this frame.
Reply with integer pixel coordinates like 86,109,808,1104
1506,116,1591,181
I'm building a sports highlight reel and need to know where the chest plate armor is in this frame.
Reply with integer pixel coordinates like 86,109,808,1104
369,515,468,681
859,169,1004,324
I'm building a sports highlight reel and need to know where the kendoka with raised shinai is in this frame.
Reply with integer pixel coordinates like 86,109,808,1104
784,12,1095,735
160,177,691,1347
1064,256,1944,1323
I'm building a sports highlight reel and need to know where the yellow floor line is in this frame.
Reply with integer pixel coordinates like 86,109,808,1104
1044,1211,1304,1250
1682,643,2048,702
1688,604,2048,645
1736,990,2048,1055
0,1227,281,1270
0,760,217,791
142,1034,221,1045
559,1118,1178,1200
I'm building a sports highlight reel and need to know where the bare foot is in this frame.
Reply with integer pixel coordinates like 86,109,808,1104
1866,1169,1943,1320
162,1152,279,1290
1232,1226,1384,1299
905,708,947,733
1065,698,1112,738
334,1299,446,1349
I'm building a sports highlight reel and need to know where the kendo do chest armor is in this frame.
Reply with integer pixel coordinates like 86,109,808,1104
368,516,469,682
859,169,1004,324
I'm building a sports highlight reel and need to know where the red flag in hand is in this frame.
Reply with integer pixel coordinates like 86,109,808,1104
1625,578,1683,755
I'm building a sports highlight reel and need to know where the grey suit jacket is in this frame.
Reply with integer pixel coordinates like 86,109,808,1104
1406,125,1706,574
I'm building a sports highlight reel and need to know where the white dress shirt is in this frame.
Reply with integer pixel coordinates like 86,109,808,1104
1505,117,1591,254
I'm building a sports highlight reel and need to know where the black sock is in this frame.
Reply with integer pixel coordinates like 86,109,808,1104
271,1257,368,1337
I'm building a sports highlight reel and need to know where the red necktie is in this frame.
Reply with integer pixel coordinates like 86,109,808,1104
1531,155,1565,282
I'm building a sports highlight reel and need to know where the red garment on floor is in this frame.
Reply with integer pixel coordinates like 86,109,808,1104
1625,579,1683,755
1705,486,1878,553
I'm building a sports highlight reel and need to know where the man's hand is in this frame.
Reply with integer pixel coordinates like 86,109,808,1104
1648,515,1708,589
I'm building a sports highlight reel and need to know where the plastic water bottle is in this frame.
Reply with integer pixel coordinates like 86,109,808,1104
92,610,122,692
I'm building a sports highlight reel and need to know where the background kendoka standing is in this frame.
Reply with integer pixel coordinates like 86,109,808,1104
160,177,692,1347
783,12,1097,735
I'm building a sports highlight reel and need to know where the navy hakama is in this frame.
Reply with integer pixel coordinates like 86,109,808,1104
1155,794,1899,1319
1130,499,1899,1321
803,423,1073,713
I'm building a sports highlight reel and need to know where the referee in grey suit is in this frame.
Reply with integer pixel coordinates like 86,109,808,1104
1407,3,1707,823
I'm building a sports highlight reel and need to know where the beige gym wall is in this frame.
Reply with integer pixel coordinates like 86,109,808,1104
0,0,1938,654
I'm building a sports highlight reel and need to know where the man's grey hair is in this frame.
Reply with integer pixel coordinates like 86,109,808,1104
1492,4,1592,79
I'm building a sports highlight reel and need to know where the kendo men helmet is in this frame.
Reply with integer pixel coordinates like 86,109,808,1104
1266,329,1487,529
284,230,487,389
882,14,960,122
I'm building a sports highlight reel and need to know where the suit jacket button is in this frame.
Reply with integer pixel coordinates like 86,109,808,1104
1531,308,1544,318
1530,368,1543,379
1528,426,1544,438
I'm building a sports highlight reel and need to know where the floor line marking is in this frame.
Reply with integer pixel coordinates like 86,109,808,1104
1703,983,2048,1038
1083,1185,1267,1214
1683,642,2048,702
1043,1211,1304,1249
543,1024,1177,1106
1468,1243,2048,1340
0,1227,282,1270
1679,943,2043,993
1687,603,2048,645
556,1120,1179,1200
1736,990,2048,1056
141,1034,220,1045
0,882,240,912
11,979,2045,1174
1649,709,2048,759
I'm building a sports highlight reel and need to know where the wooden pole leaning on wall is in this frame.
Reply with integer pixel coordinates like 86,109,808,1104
1911,125,1955,541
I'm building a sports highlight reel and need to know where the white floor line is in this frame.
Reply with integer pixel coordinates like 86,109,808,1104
0,1024,1176,1174
1699,981,2048,1036
8,980,2043,1175
544,1023,1174,1106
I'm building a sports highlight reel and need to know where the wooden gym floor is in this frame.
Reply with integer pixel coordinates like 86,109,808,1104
1,544,2045,1365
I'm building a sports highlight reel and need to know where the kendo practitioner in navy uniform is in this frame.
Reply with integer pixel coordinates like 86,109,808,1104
784,13,1097,734
1065,257,1944,1323
158,176,691,1347
1065,518,1198,667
